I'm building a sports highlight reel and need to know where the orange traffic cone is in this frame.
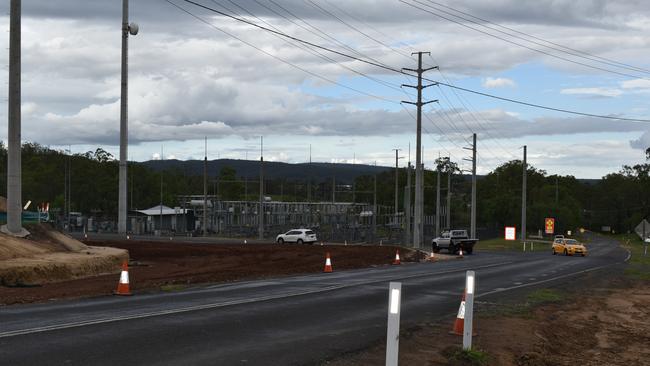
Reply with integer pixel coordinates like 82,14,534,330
392,249,401,265
114,260,132,296
458,248,464,257
450,290,466,335
323,252,333,273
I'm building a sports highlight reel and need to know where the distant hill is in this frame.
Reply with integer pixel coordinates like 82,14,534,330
141,159,393,184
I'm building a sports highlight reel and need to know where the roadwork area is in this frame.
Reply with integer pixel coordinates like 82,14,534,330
0,239,428,305
0,225,127,290
325,276,650,366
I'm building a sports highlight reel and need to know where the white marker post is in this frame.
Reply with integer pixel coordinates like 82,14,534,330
386,282,402,366
463,271,476,350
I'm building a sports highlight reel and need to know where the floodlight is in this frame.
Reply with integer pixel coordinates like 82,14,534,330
129,23,139,36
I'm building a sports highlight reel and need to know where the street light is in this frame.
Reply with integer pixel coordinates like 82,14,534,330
118,0,138,235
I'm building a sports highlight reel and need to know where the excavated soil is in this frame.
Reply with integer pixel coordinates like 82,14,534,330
0,224,127,288
324,277,650,366
0,240,427,305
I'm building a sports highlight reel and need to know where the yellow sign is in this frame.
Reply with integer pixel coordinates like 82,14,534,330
545,218,555,234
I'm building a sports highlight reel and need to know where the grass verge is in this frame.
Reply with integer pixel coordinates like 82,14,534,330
478,288,566,318
477,237,550,253
608,233,650,280
441,346,490,366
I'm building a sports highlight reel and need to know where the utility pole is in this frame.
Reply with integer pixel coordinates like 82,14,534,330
555,176,559,205
402,52,438,248
471,134,477,239
259,136,264,240
203,137,208,237
4,0,23,236
521,145,527,243
463,134,477,239
373,172,377,242
392,148,402,225
404,162,412,246
446,167,452,229
435,165,441,237
308,144,312,202
118,0,138,234
159,146,163,235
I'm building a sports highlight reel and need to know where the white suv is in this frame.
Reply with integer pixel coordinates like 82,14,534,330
276,229,317,244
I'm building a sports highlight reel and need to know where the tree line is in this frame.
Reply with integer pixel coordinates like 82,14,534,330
0,142,647,234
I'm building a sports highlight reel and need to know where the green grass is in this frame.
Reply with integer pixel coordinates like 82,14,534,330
526,288,564,304
441,346,490,366
607,233,650,280
478,288,566,318
477,237,550,253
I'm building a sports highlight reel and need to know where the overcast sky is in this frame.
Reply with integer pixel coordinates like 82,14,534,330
1,0,650,178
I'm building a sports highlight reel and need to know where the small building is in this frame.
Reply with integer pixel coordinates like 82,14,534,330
129,205,194,235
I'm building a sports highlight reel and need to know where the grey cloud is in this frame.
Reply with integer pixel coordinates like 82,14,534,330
629,130,650,150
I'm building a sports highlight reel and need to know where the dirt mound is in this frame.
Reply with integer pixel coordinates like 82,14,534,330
0,223,88,260
0,246,127,287
0,224,125,288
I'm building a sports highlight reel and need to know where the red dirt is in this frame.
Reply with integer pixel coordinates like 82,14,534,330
324,281,650,366
0,240,425,305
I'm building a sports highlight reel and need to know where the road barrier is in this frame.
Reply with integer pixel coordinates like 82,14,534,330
450,271,477,351
323,252,333,273
450,290,466,335
392,250,401,265
114,260,132,296
385,282,402,366
463,271,476,350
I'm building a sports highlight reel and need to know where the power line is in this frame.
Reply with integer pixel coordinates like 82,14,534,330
179,0,650,123
401,0,650,80
420,0,650,75
165,0,398,104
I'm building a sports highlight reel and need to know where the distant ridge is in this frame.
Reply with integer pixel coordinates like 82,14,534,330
141,159,393,183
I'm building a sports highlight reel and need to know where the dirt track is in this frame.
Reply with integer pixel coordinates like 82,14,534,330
0,240,424,305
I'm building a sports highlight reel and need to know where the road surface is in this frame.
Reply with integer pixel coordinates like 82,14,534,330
0,235,628,365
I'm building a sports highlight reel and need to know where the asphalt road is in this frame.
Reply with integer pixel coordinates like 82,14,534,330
0,235,628,366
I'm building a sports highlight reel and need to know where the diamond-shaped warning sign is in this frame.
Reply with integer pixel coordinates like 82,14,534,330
634,219,650,240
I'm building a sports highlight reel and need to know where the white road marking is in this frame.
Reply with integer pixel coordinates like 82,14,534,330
0,261,513,339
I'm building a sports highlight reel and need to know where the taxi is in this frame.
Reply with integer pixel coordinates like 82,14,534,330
552,238,587,256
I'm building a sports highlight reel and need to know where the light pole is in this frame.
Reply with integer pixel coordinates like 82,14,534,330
4,0,24,236
118,0,138,234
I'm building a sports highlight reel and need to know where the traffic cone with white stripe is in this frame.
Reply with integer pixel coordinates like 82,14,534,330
323,252,333,273
458,247,464,258
450,290,466,335
114,260,132,296
392,249,401,265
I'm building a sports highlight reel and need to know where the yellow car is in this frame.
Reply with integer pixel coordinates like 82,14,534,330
552,238,587,256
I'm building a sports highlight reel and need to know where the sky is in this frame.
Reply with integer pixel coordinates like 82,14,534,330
1,0,650,178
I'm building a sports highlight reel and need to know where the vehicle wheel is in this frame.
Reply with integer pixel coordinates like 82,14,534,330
449,245,456,255
297,239,303,245
552,249,556,255
466,248,473,255
564,249,568,256
277,238,284,244
432,242,440,253
581,253,585,257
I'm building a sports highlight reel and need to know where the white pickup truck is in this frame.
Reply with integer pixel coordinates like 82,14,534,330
431,230,479,255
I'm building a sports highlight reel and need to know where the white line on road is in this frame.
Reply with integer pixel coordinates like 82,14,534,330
0,261,513,339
